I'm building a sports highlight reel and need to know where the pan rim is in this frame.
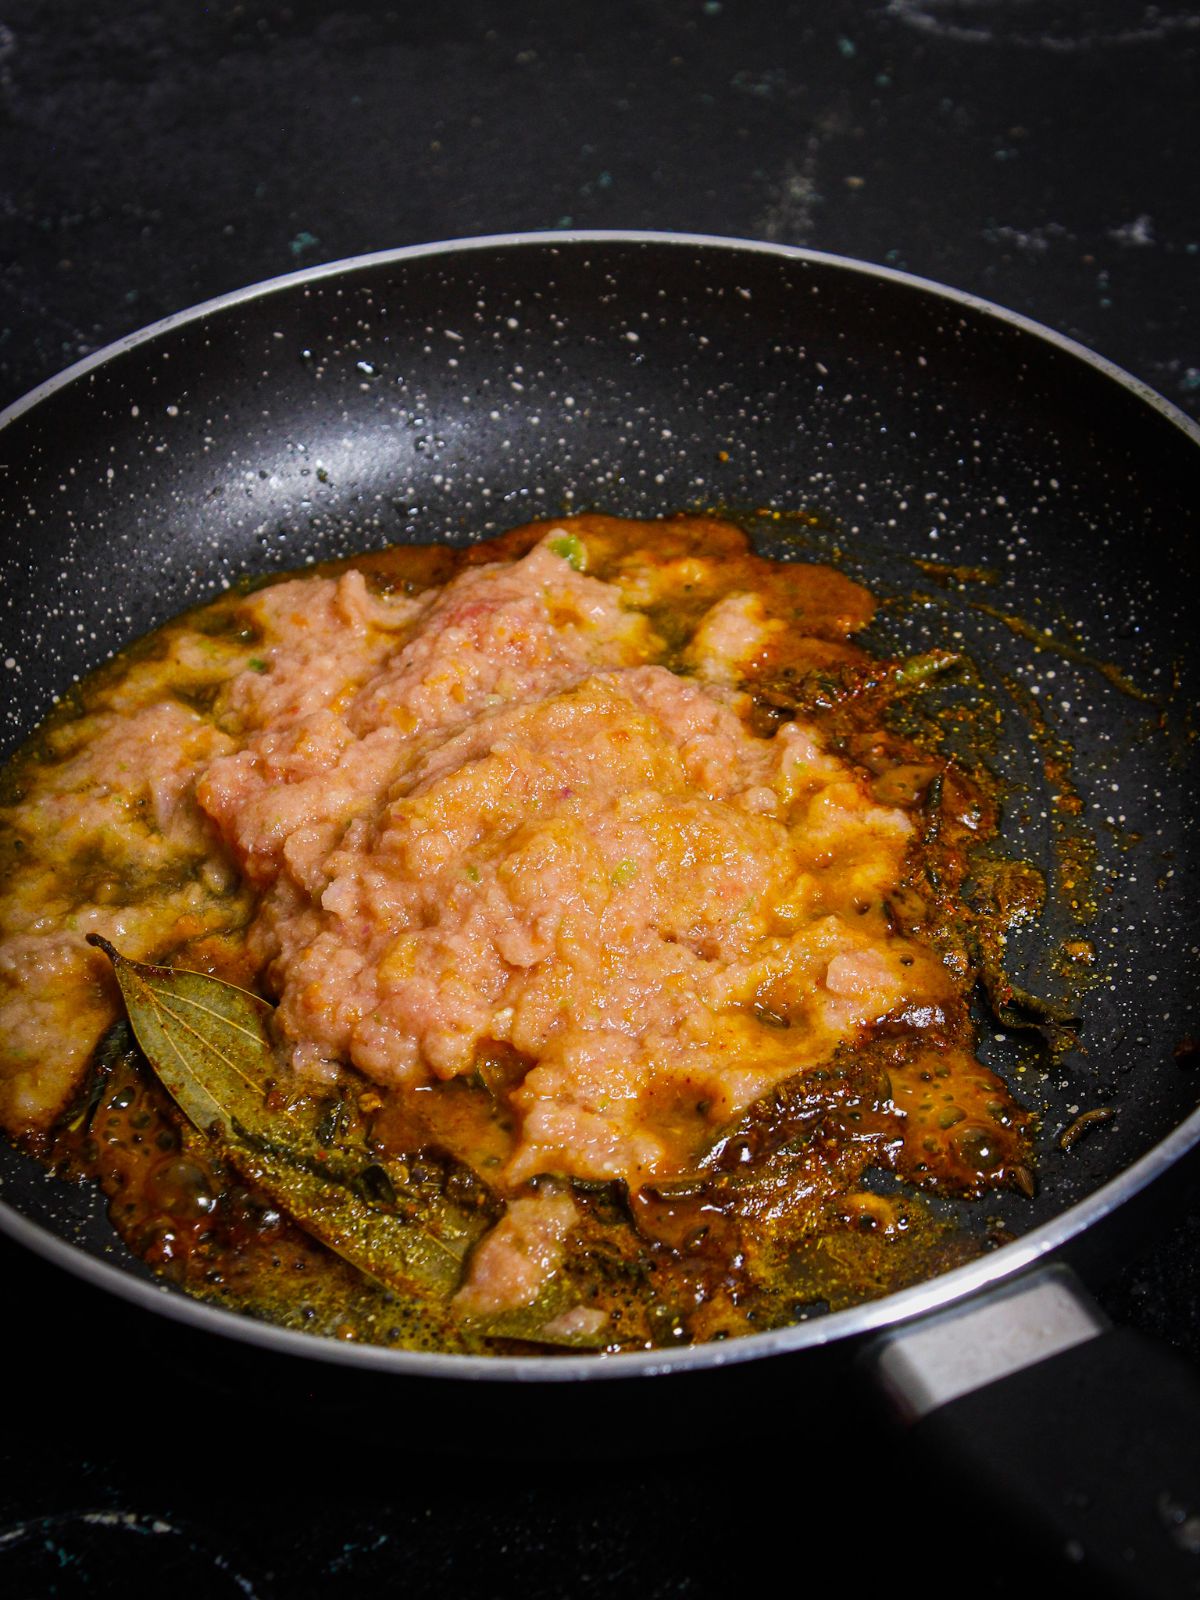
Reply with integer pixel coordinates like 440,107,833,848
1,229,1197,1382
3,228,1198,448
4,1109,1198,1382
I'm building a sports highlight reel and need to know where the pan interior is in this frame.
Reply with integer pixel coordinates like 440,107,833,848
1,236,1197,1364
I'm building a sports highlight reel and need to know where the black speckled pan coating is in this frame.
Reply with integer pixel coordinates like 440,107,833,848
0,234,1197,1379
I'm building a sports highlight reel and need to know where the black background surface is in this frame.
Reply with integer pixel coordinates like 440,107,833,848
0,4,1197,1596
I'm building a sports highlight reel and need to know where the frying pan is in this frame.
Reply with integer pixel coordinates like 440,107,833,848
1,233,1198,1593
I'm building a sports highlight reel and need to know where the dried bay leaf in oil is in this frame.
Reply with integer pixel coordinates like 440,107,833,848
87,935,491,1299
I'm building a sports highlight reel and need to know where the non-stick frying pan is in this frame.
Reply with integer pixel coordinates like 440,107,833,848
1,234,1198,1594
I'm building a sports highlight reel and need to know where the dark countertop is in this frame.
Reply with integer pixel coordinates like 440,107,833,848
1,4,1197,1596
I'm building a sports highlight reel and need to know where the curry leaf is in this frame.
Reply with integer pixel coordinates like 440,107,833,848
87,935,486,1299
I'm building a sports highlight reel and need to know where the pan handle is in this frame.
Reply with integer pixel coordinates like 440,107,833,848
863,1264,1200,1599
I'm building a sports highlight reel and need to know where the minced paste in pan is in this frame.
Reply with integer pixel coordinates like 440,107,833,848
0,516,1036,1352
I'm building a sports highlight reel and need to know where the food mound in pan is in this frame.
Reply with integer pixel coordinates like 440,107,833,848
0,515,1039,1352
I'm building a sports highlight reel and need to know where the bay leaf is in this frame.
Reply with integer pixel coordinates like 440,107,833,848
87,935,489,1299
